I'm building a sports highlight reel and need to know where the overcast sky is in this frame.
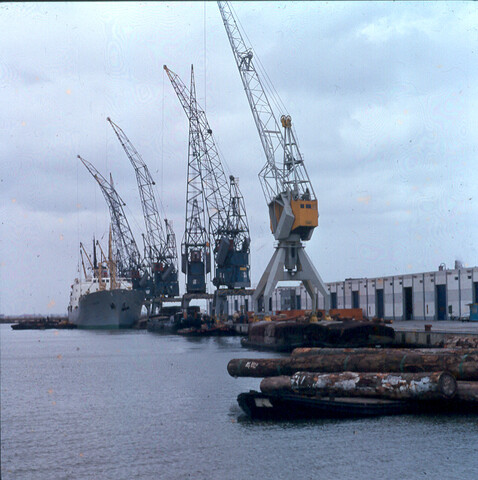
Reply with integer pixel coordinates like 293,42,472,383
1,1,477,315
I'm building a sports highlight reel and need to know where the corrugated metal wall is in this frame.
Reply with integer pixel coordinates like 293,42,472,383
221,266,478,320
270,266,478,321
320,266,478,321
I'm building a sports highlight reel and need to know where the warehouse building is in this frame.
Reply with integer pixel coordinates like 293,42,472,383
320,263,478,321
222,263,478,321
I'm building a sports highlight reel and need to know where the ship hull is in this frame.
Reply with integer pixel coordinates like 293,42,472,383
69,288,145,329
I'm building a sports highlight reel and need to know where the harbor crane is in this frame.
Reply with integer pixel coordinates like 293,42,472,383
166,65,210,294
77,155,144,285
218,1,330,313
164,65,251,299
107,118,180,308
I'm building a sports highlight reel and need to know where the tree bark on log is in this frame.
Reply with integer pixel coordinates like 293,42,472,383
260,376,293,394
456,381,478,403
260,371,457,400
227,351,478,380
291,347,473,358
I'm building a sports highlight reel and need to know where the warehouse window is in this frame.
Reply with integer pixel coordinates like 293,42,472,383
352,291,359,308
376,289,384,319
404,287,413,320
331,292,337,309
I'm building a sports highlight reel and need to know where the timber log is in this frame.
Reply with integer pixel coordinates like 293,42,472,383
227,350,478,380
260,371,457,400
291,347,457,357
456,381,478,403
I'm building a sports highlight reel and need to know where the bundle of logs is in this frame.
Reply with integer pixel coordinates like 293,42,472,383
228,347,478,410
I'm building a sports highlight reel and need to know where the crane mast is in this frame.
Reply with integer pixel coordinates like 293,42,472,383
178,65,211,293
164,64,251,290
218,1,330,313
107,118,179,299
77,155,143,282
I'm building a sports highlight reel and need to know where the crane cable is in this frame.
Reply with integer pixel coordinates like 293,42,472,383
204,0,207,112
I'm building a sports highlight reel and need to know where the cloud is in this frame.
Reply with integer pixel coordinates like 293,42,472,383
1,1,477,314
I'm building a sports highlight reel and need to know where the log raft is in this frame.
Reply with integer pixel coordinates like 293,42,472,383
260,371,457,400
227,350,478,380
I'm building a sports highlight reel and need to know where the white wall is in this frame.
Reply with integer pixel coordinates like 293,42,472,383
225,267,478,320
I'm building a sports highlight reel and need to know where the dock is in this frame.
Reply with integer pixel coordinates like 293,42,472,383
231,318,478,349
392,320,478,347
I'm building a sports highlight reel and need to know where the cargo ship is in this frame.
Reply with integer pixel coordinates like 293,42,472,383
67,237,145,329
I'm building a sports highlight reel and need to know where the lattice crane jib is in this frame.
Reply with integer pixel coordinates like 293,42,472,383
218,1,318,243
107,118,179,297
164,64,251,289
163,218,179,275
218,1,330,312
164,65,229,240
184,74,211,292
226,176,250,253
77,155,142,279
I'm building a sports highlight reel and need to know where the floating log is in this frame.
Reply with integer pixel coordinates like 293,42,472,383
291,347,455,357
456,381,478,403
260,371,457,400
227,350,478,380
260,376,293,394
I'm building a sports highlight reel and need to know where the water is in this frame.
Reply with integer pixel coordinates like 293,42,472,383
1,324,477,480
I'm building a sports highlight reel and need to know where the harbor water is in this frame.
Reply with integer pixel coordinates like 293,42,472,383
1,324,477,480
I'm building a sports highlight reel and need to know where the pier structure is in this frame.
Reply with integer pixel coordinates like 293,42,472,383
216,264,478,322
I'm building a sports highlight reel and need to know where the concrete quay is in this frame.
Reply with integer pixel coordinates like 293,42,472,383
392,319,478,347
231,319,478,348
392,319,478,334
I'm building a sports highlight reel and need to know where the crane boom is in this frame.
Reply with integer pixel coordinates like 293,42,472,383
217,1,315,206
107,117,179,297
77,155,142,279
175,65,210,293
218,1,330,313
164,65,229,243
164,64,251,289
107,118,167,262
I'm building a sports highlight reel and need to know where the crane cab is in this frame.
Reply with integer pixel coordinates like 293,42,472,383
290,198,318,234
270,195,318,241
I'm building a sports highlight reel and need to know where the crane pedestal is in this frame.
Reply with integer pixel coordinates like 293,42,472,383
252,239,330,314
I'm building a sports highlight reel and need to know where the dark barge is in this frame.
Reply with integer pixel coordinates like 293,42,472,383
11,317,77,330
238,391,411,420
242,319,395,352
237,391,477,420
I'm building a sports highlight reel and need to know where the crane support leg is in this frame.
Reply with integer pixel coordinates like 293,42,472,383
212,291,228,320
252,247,286,313
296,248,330,312
252,241,330,314
181,296,191,310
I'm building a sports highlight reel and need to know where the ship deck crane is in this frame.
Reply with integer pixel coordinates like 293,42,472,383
77,155,143,284
218,1,330,313
107,118,180,310
164,65,251,303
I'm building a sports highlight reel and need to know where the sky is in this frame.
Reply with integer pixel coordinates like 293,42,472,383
1,1,477,315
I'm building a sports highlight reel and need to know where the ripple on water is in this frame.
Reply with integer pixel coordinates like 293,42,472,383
1,325,477,480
